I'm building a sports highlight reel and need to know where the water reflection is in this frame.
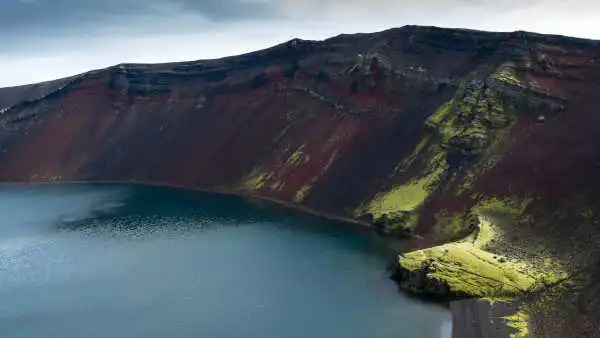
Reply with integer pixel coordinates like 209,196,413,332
0,184,451,338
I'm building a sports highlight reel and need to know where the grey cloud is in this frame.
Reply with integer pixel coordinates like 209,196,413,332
1,0,277,38
172,0,276,20
2,0,575,41
1,0,548,36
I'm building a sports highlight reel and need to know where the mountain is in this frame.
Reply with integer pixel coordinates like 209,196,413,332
2,25,600,337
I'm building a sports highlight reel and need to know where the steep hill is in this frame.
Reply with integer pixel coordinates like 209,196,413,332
2,25,600,337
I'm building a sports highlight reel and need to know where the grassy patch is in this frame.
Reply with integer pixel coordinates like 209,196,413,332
366,177,429,218
475,197,533,221
429,85,512,156
363,137,449,217
394,135,431,173
414,136,430,155
273,125,291,144
439,116,459,144
386,211,420,233
294,184,311,203
240,168,272,191
400,242,534,298
426,100,454,127
493,67,520,86
361,140,448,233
400,217,535,298
285,145,307,167
433,210,477,243
398,213,567,299
504,311,530,338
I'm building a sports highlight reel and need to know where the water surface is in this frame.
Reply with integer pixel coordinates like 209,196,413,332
0,184,451,338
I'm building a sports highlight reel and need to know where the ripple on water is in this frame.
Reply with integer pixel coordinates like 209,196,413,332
0,184,452,338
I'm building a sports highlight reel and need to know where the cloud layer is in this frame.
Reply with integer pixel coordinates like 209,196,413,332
1,0,599,87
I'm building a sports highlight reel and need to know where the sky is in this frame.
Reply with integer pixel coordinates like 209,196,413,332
1,0,599,87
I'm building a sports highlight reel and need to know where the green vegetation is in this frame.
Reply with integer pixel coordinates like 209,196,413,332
398,201,568,299
294,184,312,203
438,115,459,144
399,216,538,298
381,71,573,334
433,210,477,243
240,144,312,193
425,100,453,127
273,125,291,144
581,207,594,219
365,153,447,219
285,145,307,167
422,149,448,189
366,75,518,235
504,311,530,338
476,197,532,215
394,135,431,174
366,177,429,218
455,106,515,196
427,84,512,157
240,168,272,191
400,243,533,298
475,197,534,225
434,95,484,146
386,211,420,232
362,125,449,231
414,136,430,155
493,65,520,86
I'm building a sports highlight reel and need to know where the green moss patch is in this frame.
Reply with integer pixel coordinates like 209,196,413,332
400,216,536,298
474,197,534,226
294,184,311,203
433,210,478,243
394,135,431,174
361,133,449,233
240,168,272,191
285,145,308,167
475,197,533,216
427,83,514,160
367,177,430,218
493,65,521,86
398,212,568,299
400,243,533,298
385,211,420,233
364,151,447,217
504,311,530,338
426,100,454,127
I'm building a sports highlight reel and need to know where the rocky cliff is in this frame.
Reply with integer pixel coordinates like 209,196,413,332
2,25,600,337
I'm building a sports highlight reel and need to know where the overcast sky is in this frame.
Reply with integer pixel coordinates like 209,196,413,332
1,0,599,87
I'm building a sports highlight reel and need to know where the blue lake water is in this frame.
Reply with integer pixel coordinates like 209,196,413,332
0,184,451,338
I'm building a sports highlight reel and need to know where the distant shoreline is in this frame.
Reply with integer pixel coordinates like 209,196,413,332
0,179,378,230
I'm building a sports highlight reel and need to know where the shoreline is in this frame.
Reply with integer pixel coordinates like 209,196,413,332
0,179,373,228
